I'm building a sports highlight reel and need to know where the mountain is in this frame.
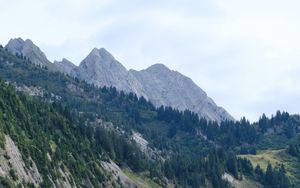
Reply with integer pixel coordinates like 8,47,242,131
5,38,57,71
130,64,234,122
0,40,294,188
72,48,234,122
72,48,147,97
0,46,232,187
5,38,234,122
54,58,76,75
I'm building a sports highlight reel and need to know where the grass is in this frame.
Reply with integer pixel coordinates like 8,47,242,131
239,149,300,187
49,140,57,153
239,149,284,171
123,168,162,188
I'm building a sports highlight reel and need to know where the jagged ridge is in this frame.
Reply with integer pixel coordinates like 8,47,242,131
5,38,234,122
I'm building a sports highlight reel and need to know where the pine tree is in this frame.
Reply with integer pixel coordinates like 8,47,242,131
264,164,273,187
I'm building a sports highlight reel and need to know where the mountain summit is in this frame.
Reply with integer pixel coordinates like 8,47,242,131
130,65,234,122
5,38,234,122
72,48,234,122
54,58,76,75
5,38,57,70
72,48,147,97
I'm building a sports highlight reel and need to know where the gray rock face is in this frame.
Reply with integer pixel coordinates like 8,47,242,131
130,64,234,122
72,48,147,97
5,38,234,122
54,58,76,75
73,49,234,122
0,135,43,186
5,38,57,71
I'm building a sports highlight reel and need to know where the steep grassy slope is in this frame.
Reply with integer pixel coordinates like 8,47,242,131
240,149,300,187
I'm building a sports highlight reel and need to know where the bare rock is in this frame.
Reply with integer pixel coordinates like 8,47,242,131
130,64,234,122
54,58,76,75
5,38,57,71
73,47,234,122
72,48,147,98
0,135,43,186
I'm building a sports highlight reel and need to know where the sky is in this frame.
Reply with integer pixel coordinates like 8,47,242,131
1,0,300,121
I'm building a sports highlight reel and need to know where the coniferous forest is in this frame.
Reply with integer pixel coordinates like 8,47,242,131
0,45,297,187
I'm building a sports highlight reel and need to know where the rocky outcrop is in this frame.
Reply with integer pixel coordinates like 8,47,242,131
130,64,234,122
131,131,163,161
54,58,76,75
71,48,147,98
0,135,42,186
5,38,234,122
55,167,77,188
5,38,57,71
101,160,137,188
72,48,234,122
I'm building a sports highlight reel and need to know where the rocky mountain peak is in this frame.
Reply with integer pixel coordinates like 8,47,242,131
62,58,70,62
54,58,76,75
70,48,148,98
85,48,116,65
54,58,74,65
78,48,127,75
73,48,234,122
6,38,25,49
24,39,34,45
6,39,234,122
6,38,46,60
73,48,129,88
5,38,56,70
132,64,235,122
146,63,170,72
91,47,112,56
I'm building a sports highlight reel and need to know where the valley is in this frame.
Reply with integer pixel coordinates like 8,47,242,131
0,39,298,187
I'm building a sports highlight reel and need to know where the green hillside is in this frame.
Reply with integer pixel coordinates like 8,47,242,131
0,45,298,187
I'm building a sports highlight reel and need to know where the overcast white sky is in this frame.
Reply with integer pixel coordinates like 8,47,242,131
1,0,300,121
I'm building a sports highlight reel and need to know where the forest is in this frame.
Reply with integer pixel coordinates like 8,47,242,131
0,45,297,187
